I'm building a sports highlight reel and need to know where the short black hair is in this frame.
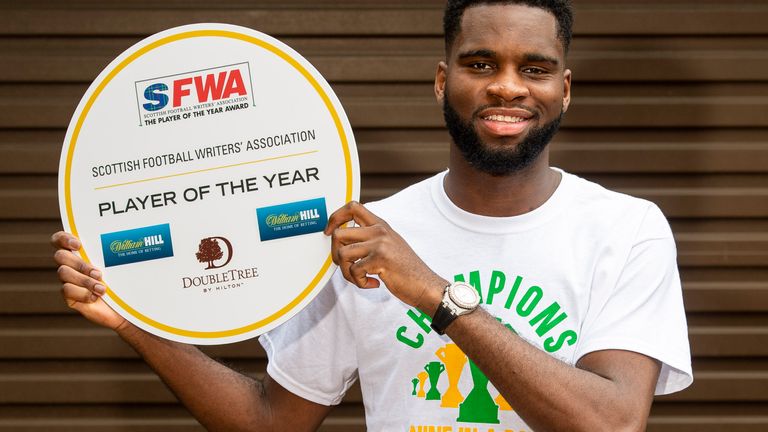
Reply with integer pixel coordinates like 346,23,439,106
443,0,574,54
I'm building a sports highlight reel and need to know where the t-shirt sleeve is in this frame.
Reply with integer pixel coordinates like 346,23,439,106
574,204,693,395
258,271,359,405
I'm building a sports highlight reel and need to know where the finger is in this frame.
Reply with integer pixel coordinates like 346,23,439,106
334,240,371,267
53,249,102,280
62,282,99,304
57,265,106,296
325,201,382,234
330,226,381,264
335,242,370,283
350,258,381,289
332,225,387,246
50,231,81,251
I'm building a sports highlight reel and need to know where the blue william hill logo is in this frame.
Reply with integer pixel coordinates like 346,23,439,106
100,223,174,267
256,198,328,241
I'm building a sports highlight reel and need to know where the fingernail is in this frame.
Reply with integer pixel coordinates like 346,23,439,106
90,269,102,280
94,284,106,295
68,239,81,250
89,293,98,302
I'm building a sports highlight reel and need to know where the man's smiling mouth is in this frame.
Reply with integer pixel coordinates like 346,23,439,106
483,115,526,123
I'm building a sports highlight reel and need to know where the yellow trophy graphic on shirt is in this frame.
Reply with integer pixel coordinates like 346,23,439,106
416,371,428,398
435,343,467,408
496,393,513,411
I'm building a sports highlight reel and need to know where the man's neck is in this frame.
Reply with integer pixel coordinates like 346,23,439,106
444,148,561,217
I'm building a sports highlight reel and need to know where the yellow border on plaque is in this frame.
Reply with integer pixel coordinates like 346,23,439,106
63,29,353,338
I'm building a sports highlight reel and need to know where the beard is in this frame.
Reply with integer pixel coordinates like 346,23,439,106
442,91,563,177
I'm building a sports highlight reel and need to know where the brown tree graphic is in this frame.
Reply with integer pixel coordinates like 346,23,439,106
196,238,223,269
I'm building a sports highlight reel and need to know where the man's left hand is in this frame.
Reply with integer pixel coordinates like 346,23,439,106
324,201,446,311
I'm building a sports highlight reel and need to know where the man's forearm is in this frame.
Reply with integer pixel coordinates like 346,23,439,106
117,324,271,432
445,307,658,432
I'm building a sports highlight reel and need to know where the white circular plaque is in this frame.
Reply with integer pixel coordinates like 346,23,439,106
58,24,359,344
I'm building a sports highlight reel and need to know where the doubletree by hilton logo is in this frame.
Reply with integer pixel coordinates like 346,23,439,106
183,236,259,291
195,236,233,269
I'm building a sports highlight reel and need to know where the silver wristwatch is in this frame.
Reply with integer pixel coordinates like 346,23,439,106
430,281,480,335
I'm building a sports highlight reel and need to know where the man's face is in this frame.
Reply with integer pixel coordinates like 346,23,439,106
435,4,572,176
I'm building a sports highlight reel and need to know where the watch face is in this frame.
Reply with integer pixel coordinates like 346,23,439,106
450,283,479,309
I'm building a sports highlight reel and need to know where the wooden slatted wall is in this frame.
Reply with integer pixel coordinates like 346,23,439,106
1,0,766,430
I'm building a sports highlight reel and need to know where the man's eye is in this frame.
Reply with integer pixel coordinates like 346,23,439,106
522,67,546,74
470,63,493,70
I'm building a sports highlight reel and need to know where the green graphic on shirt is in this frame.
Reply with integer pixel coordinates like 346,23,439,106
399,268,578,425
396,269,579,353
457,359,500,424
410,342,515,424
425,361,446,400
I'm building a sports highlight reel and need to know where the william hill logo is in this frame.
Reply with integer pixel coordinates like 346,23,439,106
109,233,165,253
265,208,321,228
256,198,328,241
182,236,259,293
100,224,174,267
135,62,254,127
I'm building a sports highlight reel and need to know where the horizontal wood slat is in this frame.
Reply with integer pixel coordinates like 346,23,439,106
0,322,765,359
683,282,768,312
3,228,768,267
0,418,364,432
1,411,766,432
0,402,762,432
5,130,768,175
0,10,445,37
0,363,766,404
0,403,368,432
2,37,767,83
3,96,768,129
0,328,266,359
1,3,767,36
5,279,766,314
4,183,768,220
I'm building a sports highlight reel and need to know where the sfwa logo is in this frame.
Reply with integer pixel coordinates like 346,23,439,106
134,62,254,125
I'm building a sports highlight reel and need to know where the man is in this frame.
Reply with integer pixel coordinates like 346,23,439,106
52,1,692,431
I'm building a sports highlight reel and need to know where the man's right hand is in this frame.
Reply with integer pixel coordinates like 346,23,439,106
51,231,129,332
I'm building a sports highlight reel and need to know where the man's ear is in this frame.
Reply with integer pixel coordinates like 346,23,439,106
434,61,448,104
562,68,572,113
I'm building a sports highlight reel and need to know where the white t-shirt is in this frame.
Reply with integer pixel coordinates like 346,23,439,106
260,169,693,431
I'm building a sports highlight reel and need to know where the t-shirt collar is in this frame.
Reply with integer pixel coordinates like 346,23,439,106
430,168,573,234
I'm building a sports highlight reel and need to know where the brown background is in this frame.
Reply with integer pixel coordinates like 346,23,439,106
1,0,767,430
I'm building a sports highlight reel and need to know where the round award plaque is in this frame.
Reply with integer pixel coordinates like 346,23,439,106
58,24,360,344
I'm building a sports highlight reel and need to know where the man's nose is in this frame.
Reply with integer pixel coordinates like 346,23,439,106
486,70,529,102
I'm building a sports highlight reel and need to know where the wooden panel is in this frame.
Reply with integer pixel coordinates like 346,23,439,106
1,0,767,430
